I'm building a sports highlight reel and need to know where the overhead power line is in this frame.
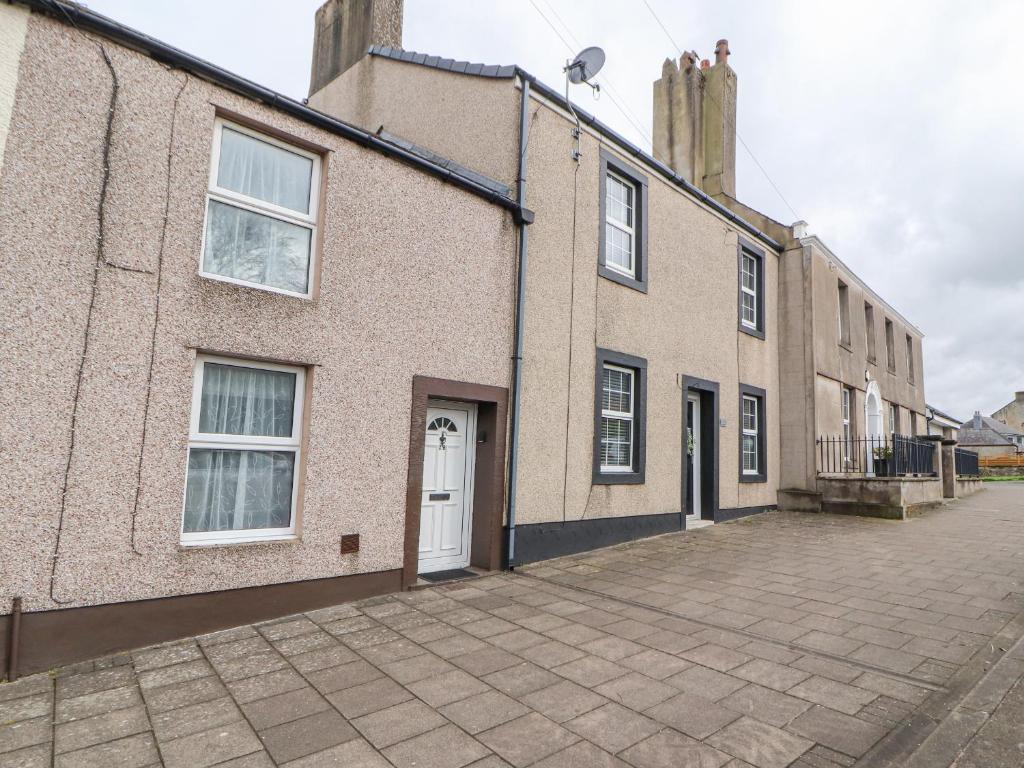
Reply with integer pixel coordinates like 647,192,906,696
640,0,802,222
525,0,654,149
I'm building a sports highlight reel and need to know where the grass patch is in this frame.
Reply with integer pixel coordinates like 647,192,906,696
981,475,1024,482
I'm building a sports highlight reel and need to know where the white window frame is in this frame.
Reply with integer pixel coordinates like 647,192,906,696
741,395,759,474
889,403,899,435
740,252,758,329
182,354,305,546
604,171,636,279
842,387,853,465
199,118,322,299
600,363,635,473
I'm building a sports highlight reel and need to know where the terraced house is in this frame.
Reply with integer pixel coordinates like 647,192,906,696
1,0,952,678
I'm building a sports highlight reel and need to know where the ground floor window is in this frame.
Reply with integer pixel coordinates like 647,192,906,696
593,349,647,484
739,384,767,482
183,355,305,544
842,387,854,466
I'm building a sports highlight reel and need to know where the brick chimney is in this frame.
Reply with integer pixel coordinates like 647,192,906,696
653,39,737,198
309,0,403,96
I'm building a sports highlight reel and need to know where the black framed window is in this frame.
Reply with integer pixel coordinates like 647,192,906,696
594,348,647,484
738,384,767,483
599,150,648,293
737,239,765,339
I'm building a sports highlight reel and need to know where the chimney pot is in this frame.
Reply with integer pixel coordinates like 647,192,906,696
681,51,696,72
715,39,730,64
700,59,711,70
1016,391,1024,401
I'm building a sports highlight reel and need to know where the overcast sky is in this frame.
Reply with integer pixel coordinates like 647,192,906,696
86,0,1024,419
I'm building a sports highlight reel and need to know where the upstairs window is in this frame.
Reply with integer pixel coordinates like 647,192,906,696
838,280,851,348
738,239,766,339
598,151,648,292
605,172,635,278
906,334,916,384
202,119,321,297
864,302,876,363
884,319,896,372
183,356,305,545
593,349,647,484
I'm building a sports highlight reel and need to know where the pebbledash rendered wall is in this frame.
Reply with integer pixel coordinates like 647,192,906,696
313,54,782,560
0,7,516,669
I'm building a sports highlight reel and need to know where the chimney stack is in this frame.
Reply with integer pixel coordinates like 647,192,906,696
309,0,403,96
1016,391,1024,402
973,411,982,429
652,38,737,199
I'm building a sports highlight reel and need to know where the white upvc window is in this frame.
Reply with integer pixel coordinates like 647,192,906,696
740,252,758,328
182,355,305,545
600,364,634,472
201,119,321,298
604,171,636,278
889,403,899,435
742,395,759,474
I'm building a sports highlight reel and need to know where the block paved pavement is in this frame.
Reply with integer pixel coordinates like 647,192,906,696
2,484,1023,767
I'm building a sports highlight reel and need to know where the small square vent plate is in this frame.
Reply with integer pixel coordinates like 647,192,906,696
340,534,360,555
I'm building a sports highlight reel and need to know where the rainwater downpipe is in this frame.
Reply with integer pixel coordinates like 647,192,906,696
506,76,531,569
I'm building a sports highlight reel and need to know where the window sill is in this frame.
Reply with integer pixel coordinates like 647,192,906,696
198,271,314,301
179,534,299,550
598,265,647,294
838,341,853,353
739,473,767,484
593,470,645,485
866,356,877,366
739,322,765,340
886,367,897,375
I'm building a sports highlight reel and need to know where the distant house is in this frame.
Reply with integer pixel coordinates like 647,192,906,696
992,392,1024,438
958,412,1023,458
926,405,961,440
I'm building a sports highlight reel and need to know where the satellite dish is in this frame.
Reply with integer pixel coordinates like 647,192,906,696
567,46,605,84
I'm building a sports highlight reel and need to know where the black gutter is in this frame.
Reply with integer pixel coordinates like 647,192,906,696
26,0,532,224
505,77,530,569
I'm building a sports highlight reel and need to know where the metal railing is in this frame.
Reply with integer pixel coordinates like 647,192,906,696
817,433,937,477
954,448,980,477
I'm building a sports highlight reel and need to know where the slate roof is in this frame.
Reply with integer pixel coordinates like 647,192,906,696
958,413,1022,445
365,46,785,252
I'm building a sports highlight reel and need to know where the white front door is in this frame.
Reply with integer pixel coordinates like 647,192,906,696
418,402,476,574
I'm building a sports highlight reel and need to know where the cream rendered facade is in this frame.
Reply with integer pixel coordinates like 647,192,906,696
312,51,782,562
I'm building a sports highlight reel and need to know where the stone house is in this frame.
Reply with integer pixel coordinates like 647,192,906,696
1,0,945,676
990,392,1024,443
958,412,1023,458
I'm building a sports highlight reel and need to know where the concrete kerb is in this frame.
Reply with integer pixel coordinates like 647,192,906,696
855,602,1024,768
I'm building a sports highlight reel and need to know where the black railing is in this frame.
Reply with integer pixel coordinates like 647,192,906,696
817,433,936,476
954,448,980,477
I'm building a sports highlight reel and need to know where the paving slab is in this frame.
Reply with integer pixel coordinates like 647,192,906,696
8,487,1024,767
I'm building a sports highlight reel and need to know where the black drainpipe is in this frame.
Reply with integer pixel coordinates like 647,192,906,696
506,77,530,569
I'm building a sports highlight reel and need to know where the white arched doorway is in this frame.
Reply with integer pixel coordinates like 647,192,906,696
864,380,883,474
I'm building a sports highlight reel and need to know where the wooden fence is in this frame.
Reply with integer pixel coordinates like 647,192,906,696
979,455,1024,468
